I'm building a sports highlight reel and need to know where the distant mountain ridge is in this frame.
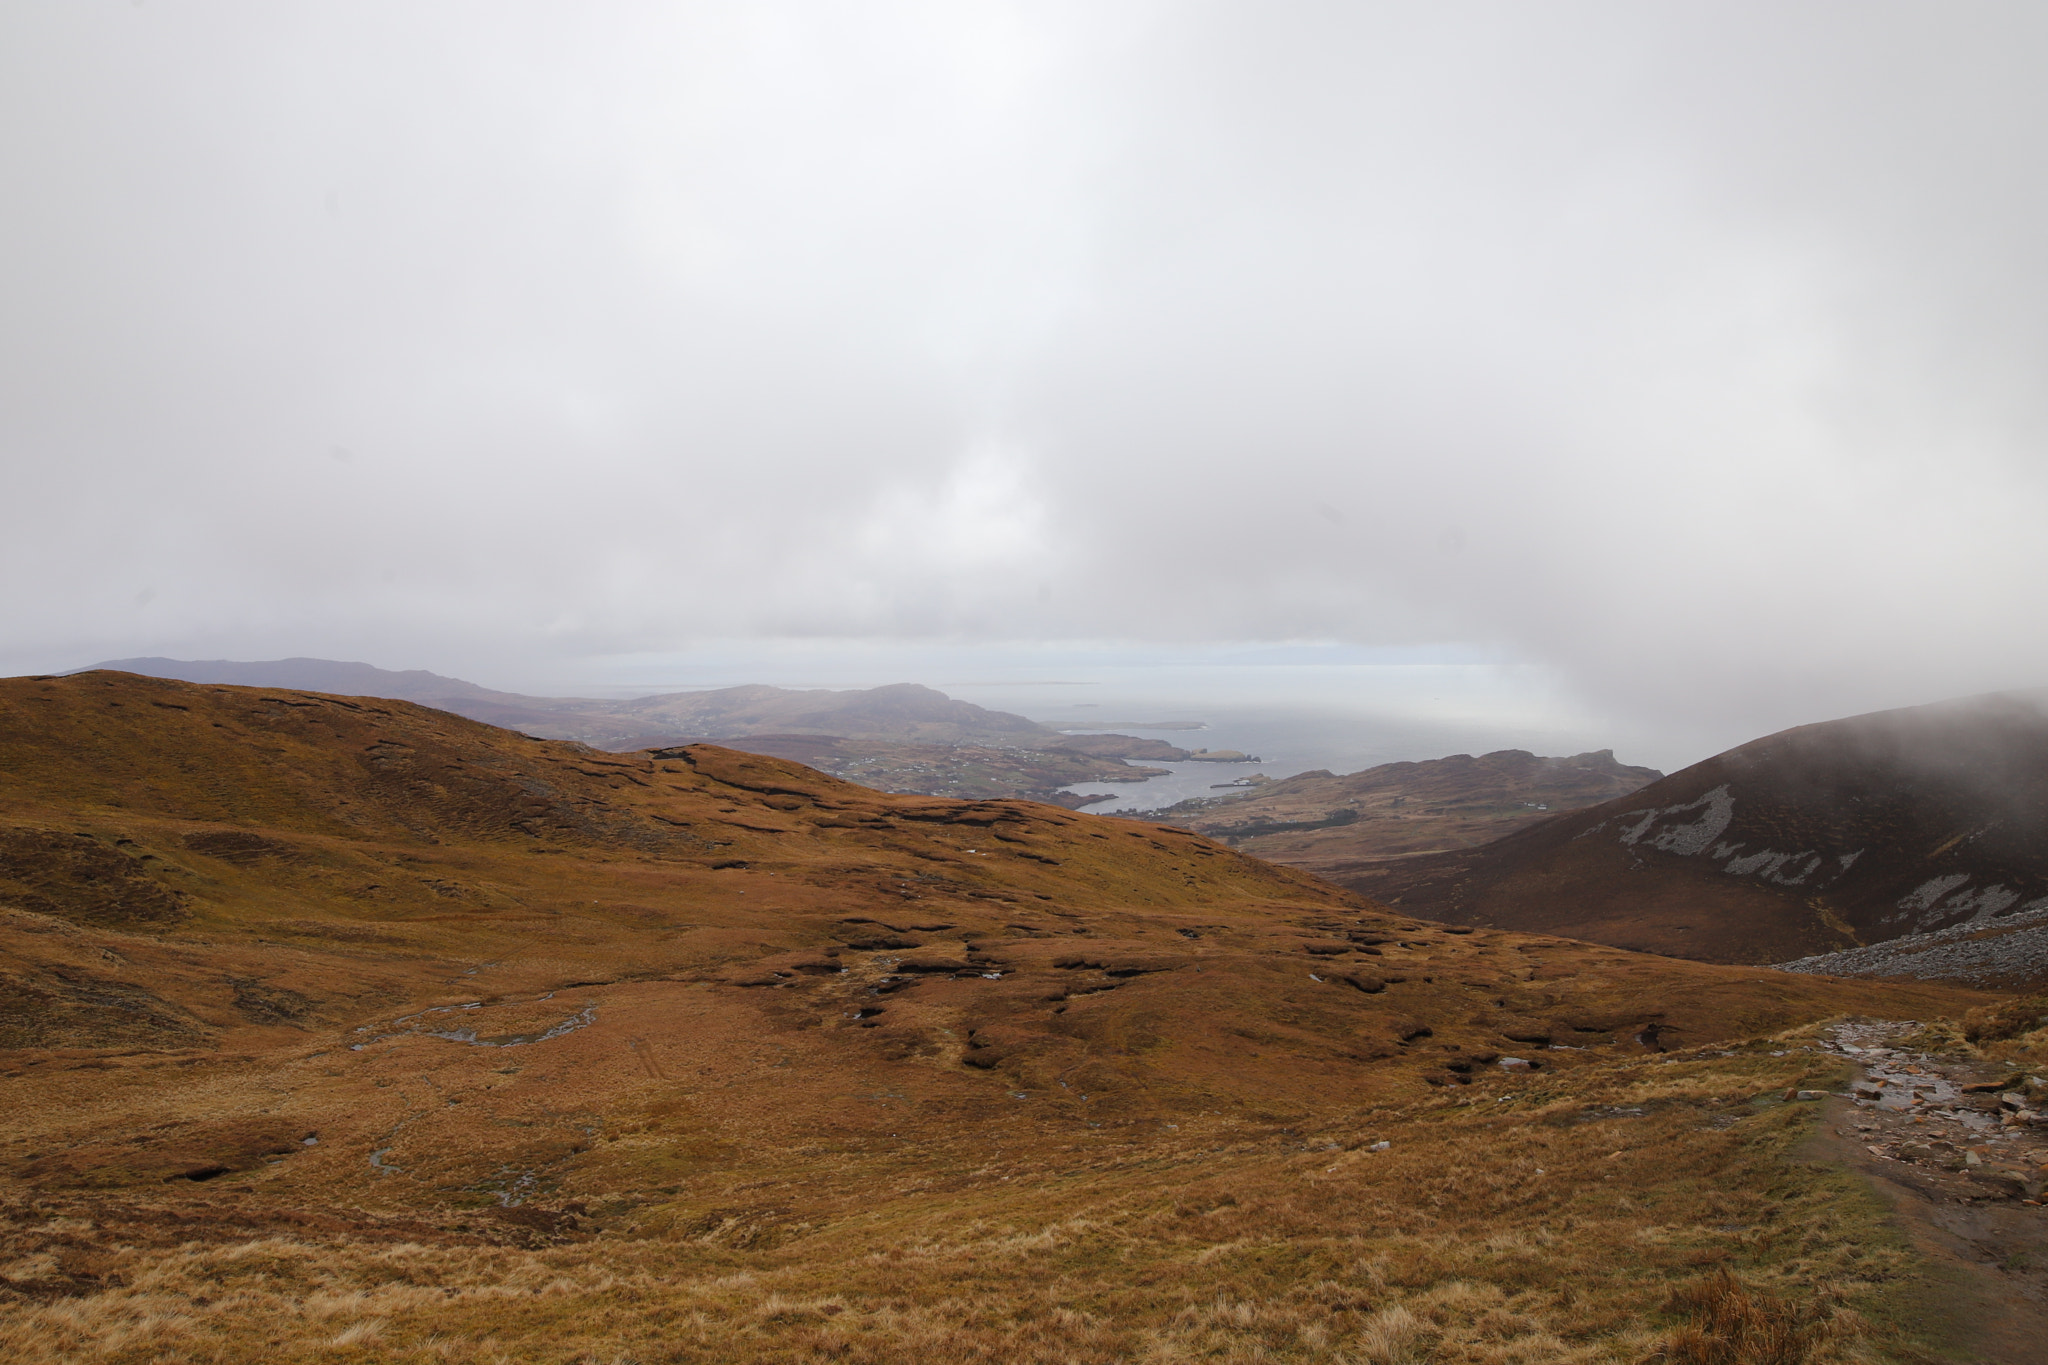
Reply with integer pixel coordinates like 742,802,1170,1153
83,657,1053,750
88,657,510,703
1153,747,1663,869
73,658,1199,811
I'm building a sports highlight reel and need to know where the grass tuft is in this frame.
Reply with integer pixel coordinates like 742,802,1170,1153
1650,1271,1856,1365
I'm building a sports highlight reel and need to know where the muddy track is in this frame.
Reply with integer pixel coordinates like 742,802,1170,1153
1806,1021,2048,1363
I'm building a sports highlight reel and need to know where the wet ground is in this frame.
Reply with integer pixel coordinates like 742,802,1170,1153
1809,1021,2048,1362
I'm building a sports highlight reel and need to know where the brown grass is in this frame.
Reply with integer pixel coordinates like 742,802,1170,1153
0,1029,1934,1363
0,674,1997,1361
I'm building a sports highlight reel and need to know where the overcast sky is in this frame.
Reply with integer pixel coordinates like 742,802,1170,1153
6,2,2048,756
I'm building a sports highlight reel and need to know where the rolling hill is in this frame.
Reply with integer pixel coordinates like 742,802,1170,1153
0,669,2009,1360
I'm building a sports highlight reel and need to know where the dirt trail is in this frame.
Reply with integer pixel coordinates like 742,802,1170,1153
1808,1021,2048,1362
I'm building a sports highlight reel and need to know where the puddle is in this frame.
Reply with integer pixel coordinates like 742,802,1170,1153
351,995,597,1050
423,1005,597,1048
480,1165,543,1207
1821,1022,2001,1135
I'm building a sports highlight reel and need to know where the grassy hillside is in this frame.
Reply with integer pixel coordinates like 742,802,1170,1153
0,672,2002,1362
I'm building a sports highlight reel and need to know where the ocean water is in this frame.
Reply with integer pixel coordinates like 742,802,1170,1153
1051,757,1268,814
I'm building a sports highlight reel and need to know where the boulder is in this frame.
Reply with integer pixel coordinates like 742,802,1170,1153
1970,1168,2032,1200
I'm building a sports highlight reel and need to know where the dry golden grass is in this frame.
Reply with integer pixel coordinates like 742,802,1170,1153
0,1028,1945,1363
0,674,2000,1362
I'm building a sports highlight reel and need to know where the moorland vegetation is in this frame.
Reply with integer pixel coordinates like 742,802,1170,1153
0,672,2022,1362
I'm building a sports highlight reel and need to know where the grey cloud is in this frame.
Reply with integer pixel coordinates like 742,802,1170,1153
4,2,2047,750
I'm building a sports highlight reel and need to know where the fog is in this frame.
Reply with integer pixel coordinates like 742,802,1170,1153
6,2,2048,768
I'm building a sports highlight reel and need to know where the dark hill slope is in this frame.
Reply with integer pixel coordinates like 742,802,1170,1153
1341,691,2048,983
